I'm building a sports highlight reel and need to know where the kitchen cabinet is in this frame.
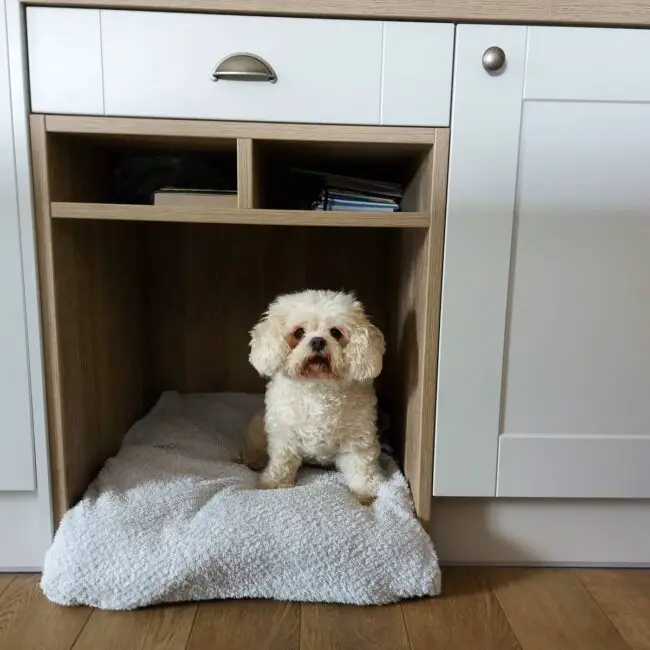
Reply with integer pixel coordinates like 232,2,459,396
436,24,650,499
6,0,650,568
0,0,36,492
0,0,52,571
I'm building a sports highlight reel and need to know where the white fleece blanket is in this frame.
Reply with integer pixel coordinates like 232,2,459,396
41,392,440,610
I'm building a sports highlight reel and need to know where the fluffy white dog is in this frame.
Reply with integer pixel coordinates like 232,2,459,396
243,289,386,504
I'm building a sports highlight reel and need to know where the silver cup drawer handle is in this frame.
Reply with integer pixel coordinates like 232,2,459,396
211,53,277,83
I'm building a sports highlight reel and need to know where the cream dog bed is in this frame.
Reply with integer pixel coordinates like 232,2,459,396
40,392,440,610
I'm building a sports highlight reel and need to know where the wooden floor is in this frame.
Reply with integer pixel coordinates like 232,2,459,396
1,569,649,649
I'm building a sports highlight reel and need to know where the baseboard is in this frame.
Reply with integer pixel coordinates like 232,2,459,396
428,497,650,566
0,492,53,570
439,561,650,568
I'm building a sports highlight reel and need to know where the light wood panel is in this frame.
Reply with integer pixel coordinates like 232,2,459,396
21,0,650,27
0,575,92,650
492,569,631,650
73,605,197,650
143,223,394,396
578,569,650,650
30,115,70,518
0,576,14,599
403,569,521,650
30,116,147,524
51,203,430,228
301,603,410,650
187,601,299,650
47,218,145,522
143,222,268,397
395,129,449,519
236,138,254,210
45,115,437,144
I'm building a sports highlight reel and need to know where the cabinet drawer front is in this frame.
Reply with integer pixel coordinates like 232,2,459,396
102,11,383,125
26,8,454,126
26,8,104,115
525,27,650,102
381,22,454,126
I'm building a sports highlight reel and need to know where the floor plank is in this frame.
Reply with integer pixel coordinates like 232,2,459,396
301,602,409,650
578,569,650,650
72,603,196,650
0,576,15,599
0,574,92,650
491,568,632,650
0,569,647,649
186,600,299,650
402,568,521,650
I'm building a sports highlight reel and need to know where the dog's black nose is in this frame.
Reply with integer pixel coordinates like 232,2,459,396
310,337,327,353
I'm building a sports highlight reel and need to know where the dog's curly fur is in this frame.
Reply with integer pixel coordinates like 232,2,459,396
243,289,386,504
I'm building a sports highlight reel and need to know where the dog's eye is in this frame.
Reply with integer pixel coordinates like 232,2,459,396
293,327,305,340
330,327,343,340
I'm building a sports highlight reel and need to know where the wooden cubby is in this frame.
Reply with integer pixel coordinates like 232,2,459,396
250,139,432,211
29,114,449,524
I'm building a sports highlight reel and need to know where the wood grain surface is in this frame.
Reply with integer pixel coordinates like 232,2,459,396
402,568,522,650
490,568,631,650
44,115,437,145
301,602,410,650
73,605,197,650
187,601,299,650
578,569,650,650
51,203,430,228
0,575,92,650
22,0,650,29
1,569,649,649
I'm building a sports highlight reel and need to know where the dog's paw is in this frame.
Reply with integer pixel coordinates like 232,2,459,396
241,450,268,472
258,475,296,490
351,491,376,506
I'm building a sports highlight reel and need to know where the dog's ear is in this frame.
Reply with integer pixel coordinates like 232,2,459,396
346,321,386,382
249,312,289,378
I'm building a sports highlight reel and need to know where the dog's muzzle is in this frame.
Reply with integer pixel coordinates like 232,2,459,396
310,337,327,353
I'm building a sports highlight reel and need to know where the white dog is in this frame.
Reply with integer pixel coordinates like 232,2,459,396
243,289,386,504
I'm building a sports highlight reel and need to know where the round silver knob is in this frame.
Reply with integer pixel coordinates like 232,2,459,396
482,46,506,74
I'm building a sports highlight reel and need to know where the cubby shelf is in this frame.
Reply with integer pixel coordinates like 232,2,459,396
50,202,430,228
31,113,450,523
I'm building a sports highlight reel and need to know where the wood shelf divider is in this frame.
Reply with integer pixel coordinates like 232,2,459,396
44,114,437,145
236,138,255,210
50,202,430,228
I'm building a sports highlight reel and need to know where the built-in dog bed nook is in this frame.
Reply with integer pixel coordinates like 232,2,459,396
41,392,440,609
30,116,448,608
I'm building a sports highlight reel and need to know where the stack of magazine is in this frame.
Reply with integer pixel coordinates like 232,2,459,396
291,168,402,212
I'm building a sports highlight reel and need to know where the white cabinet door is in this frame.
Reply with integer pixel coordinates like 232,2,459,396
0,2,35,491
436,25,650,498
